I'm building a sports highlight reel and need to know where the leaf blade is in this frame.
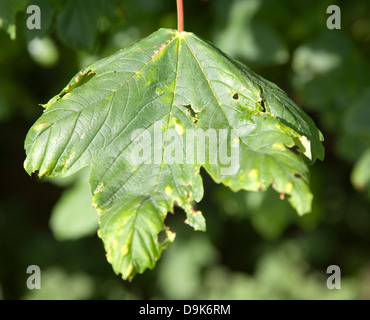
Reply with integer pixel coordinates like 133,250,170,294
24,28,324,278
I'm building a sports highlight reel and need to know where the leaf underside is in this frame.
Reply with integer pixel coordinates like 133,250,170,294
24,28,324,280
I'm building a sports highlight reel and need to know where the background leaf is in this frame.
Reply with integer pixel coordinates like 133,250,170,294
215,0,289,66
49,169,98,241
0,0,28,39
56,0,120,51
351,149,370,198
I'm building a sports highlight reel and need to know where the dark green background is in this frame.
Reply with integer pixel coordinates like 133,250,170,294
0,0,369,299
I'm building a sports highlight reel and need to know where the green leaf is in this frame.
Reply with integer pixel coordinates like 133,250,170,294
245,189,297,240
56,0,119,51
351,149,370,198
215,0,289,65
337,89,370,162
24,28,324,279
0,0,28,39
98,196,175,279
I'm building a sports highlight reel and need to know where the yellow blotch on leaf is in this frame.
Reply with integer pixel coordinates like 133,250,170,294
170,117,184,135
285,182,293,194
166,230,176,242
121,244,129,256
165,186,172,195
33,122,49,132
248,169,259,180
113,239,118,250
272,142,286,151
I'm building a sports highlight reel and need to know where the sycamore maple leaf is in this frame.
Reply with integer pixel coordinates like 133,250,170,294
24,28,324,279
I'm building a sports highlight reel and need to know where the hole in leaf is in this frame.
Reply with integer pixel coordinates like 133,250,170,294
288,145,299,155
183,104,199,126
30,170,40,179
157,230,167,244
59,69,96,99
184,104,195,117
258,99,266,112
294,172,302,178
233,93,239,100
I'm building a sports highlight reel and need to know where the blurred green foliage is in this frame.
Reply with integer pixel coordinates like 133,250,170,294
0,0,369,299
